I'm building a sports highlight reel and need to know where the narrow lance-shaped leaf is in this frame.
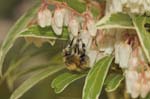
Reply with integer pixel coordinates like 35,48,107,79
132,16,150,62
82,55,114,99
96,13,134,29
10,65,65,99
56,0,100,17
51,72,87,93
105,73,124,92
0,0,41,76
20,25,69,40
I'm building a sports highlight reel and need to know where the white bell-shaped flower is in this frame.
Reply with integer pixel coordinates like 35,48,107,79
68,17,79,36
87,50,98,68
143,1,150,11
63,9,70,26
52,19,62,35
140,83,150,98
125,70,140,98
53,8,64,27
80,30,92,50
111,0,122,12
38,8,52,28
87,20,97,37
130,82,141,98
118,42,132,68
130,7,140,13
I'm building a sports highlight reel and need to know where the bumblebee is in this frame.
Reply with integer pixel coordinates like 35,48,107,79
63,37,90,72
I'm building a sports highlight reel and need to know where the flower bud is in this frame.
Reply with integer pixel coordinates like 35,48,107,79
119,42,132,68
38,8,52,28
53,8,64,27
52,19,62,35
68,17,79,36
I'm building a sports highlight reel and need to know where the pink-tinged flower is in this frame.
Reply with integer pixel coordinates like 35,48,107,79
128,50,139,68
125,70,140,98
140,83,150,98
53,8,65,28
51,19,62,35
87,20,97,37
68,17,79,36
118,42,132,68
38,8,52,28
125,69,150,98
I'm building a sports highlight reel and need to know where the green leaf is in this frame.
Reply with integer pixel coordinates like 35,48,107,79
0,0,41,76
56,0,100,17
20,25,69,40
105,73,124,92
10,65,65,99
58,0,86,13
132,16,150,62
51,72,87,93
82,55,114,99
96,13,134,29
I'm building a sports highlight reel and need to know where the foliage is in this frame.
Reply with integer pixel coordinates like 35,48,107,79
0,0,150,99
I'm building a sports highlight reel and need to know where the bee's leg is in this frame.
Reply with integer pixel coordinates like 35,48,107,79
68,37,75,48
144,23,150,32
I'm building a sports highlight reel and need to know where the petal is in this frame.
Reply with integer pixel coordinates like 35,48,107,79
87,50,98,68
119,43,132,68
87,20,97,37
68,18,79,36
80,30,92,50
38,11,46,28
52,19,62,35
54,9,64,27
125,70,139,96
130,83,140,98
44,8,52,26
63,9,70,26
140,84,150,98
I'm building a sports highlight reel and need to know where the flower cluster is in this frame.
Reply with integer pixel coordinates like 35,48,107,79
106,0,150,15
37,2,97,37
113,31,150,98
36,1,150,98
